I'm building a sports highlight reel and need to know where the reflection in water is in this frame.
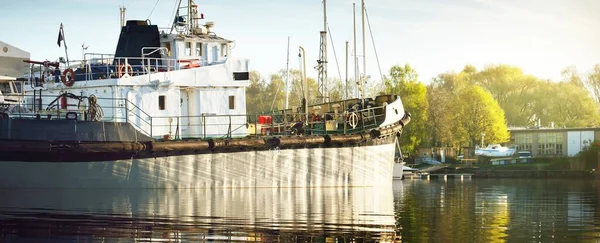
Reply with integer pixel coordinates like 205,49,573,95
395,179,600,243
4,179,599,242
0,186,397,242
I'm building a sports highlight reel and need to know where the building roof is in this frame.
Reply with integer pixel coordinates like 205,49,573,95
509,127,600,132
0,41,30,59
0,75,16,81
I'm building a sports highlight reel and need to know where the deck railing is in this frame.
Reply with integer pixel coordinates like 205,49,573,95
0,94,388,140
25,53,227,84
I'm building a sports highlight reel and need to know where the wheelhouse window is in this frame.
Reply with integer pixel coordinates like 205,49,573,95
195,43,203,56
0,83,11,94
14,82,22,93
228,96,235,109
185,42,192,56
159,95,166,110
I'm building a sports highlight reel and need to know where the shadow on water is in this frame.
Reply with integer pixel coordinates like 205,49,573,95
0,186,398,242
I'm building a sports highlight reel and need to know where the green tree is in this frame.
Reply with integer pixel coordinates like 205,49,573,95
326,78,346,102
545,82,600,127
561,66,585,88
383,64,428,154
455,86,510,146
265,74,285,111
585,64,600,104
426,84,457,147
246,71,269,114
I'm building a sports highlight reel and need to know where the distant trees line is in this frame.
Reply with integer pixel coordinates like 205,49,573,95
246,64,600,154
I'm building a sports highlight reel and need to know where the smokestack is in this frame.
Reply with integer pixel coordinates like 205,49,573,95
120,6,126,28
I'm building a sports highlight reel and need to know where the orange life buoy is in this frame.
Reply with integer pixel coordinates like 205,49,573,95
184,62,201,69
118,63,133,78
178,59,201,69
61,69,75,87
40,69,53,83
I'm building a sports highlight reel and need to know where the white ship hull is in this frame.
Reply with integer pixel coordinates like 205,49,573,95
0,143,394,189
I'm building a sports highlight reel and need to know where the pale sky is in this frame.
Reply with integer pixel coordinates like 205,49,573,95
1,0,598,83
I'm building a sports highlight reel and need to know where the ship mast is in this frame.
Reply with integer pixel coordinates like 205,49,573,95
285,36,290,109
317,0,328,103
353,3,359,99
171,0,204,35
361,0,367,101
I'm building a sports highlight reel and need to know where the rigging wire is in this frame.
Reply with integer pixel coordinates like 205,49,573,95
327,25,343,82
270,76,282,111
147,0,161,19
364,7,385,83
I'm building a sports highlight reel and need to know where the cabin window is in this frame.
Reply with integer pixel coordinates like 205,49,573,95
221,44,227,57
14,82,22,93
185,42,192,56
0,83,11,94
195,43,203,56
228,96,235,109
159,95,166,110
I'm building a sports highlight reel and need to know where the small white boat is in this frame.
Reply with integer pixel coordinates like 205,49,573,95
393,163,419,180
474,144,516,157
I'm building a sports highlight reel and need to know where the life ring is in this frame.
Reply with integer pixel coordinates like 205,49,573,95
347,112,359,129
40,69,54,83
184,62,201,69
178,59,201,69
117,63,133,78
61,69,75,87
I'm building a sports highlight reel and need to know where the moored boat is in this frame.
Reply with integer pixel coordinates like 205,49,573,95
0,0,410,188
474,144,516,157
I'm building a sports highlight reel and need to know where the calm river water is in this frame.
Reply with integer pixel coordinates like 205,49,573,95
0,179,599,242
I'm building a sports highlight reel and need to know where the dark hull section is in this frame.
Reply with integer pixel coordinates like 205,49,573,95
0,119,406,163
0,135,393,162
0,119,152,142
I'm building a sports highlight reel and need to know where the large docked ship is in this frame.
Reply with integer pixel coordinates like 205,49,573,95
0,0,410,188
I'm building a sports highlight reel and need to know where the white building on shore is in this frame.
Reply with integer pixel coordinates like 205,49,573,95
0,41,30,77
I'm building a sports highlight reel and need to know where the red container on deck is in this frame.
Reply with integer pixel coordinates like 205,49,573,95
258,115,272,124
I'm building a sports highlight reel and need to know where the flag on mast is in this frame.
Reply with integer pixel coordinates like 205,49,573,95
57,23,64,47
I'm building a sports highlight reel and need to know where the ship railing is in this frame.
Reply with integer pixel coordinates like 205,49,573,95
146,105,387,140
0,94,155,138
0,94,389,140
34,53,220,82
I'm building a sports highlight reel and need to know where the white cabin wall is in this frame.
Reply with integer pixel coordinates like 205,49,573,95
21,48,249,139
149,87,181,139
197,87,247,138
186,89,201,138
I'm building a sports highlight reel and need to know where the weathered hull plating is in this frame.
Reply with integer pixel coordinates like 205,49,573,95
0,142,395,188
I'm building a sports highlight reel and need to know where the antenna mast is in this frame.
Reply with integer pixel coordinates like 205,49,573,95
317,0,328,103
